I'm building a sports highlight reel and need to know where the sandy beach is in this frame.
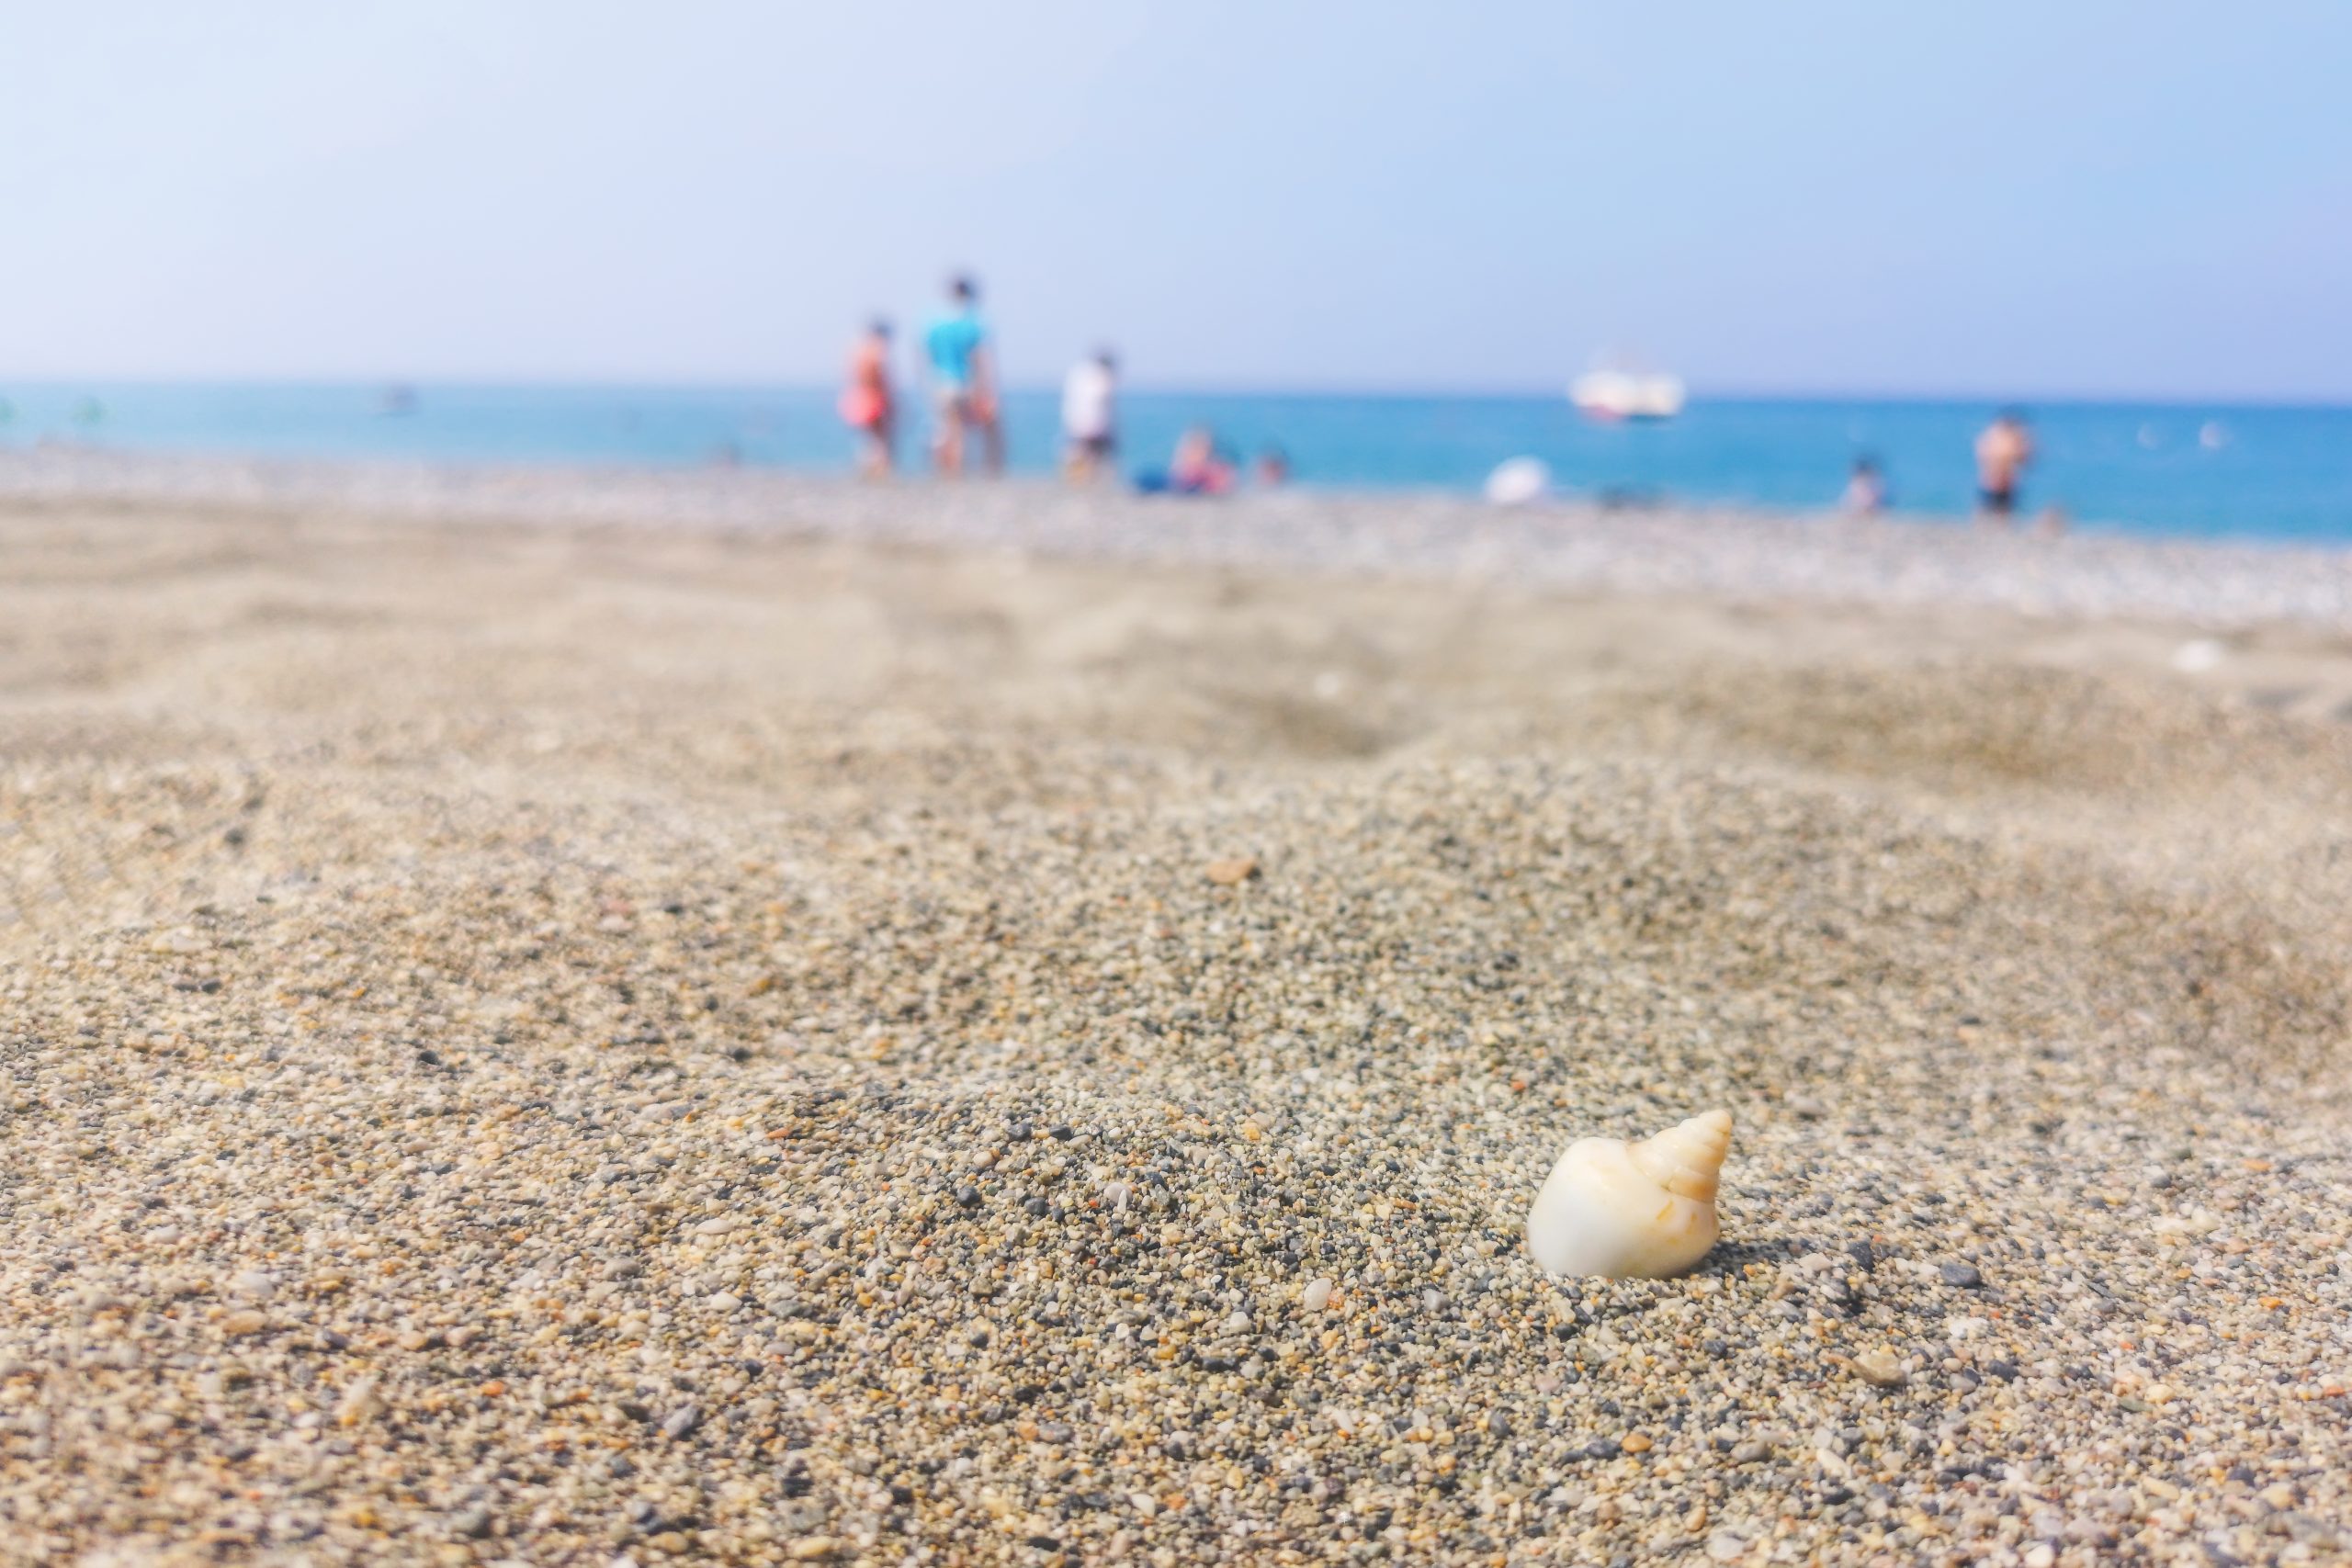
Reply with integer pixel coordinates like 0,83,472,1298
5,469,2350,1566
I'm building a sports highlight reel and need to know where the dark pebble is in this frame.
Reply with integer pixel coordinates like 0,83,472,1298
1939,1262,1984,1289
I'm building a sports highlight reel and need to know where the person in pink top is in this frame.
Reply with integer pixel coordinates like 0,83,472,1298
838,318,897,478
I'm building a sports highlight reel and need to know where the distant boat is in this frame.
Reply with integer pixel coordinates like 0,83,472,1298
1570,365,1685,423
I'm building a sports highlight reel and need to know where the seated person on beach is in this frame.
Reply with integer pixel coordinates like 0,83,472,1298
1135,426,1238,496
1841,455,1886,514
1975,410,2034,523
1169,427,1237,495
1255,445,1290,488
923,275,1004,477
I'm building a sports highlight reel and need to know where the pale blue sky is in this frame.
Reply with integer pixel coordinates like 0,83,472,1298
4,2,2346,398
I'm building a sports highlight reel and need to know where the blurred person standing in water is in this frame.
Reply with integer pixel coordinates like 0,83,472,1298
839,318,896,478
1841,454,1886,514
923,275,1003,476
1061,348,1118,483
1975,410,2035,524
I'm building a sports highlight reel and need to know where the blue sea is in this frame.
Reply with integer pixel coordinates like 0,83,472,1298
3,382,2347,544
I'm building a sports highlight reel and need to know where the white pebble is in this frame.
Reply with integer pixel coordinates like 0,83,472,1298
1303,1278,1333,1312
2171,638,2225,673
334,1376,381,1428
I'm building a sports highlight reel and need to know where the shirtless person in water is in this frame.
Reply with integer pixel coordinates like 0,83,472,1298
1974,410,2035,525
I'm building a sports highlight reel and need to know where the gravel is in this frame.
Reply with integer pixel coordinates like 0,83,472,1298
1,489,2347,1565
9,447,2352,629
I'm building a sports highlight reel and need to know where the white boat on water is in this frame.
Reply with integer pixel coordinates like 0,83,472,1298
1570,365,1685,423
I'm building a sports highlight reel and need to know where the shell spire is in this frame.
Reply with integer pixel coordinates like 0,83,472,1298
1626,1110,1733,1203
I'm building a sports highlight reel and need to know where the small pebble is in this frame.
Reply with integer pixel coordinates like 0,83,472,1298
334,1376,381,1428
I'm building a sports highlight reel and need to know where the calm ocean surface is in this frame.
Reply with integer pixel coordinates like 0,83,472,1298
5,382,2347,544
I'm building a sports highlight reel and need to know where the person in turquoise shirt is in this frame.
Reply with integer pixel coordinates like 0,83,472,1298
922,274,1004,475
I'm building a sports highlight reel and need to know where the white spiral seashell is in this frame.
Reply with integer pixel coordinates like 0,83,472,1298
1525,1110,1733,1279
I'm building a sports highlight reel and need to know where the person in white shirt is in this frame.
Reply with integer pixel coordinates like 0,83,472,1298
1061,349,1118,482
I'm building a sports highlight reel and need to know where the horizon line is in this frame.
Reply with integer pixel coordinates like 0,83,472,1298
2,374,2347,412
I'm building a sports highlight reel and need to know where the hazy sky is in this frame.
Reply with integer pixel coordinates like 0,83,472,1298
5,2,2347,397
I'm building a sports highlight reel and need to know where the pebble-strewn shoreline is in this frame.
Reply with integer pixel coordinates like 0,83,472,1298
6,447,2352,626
3,491,2348,1567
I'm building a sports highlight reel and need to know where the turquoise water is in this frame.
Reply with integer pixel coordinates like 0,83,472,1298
4,382,2347,544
